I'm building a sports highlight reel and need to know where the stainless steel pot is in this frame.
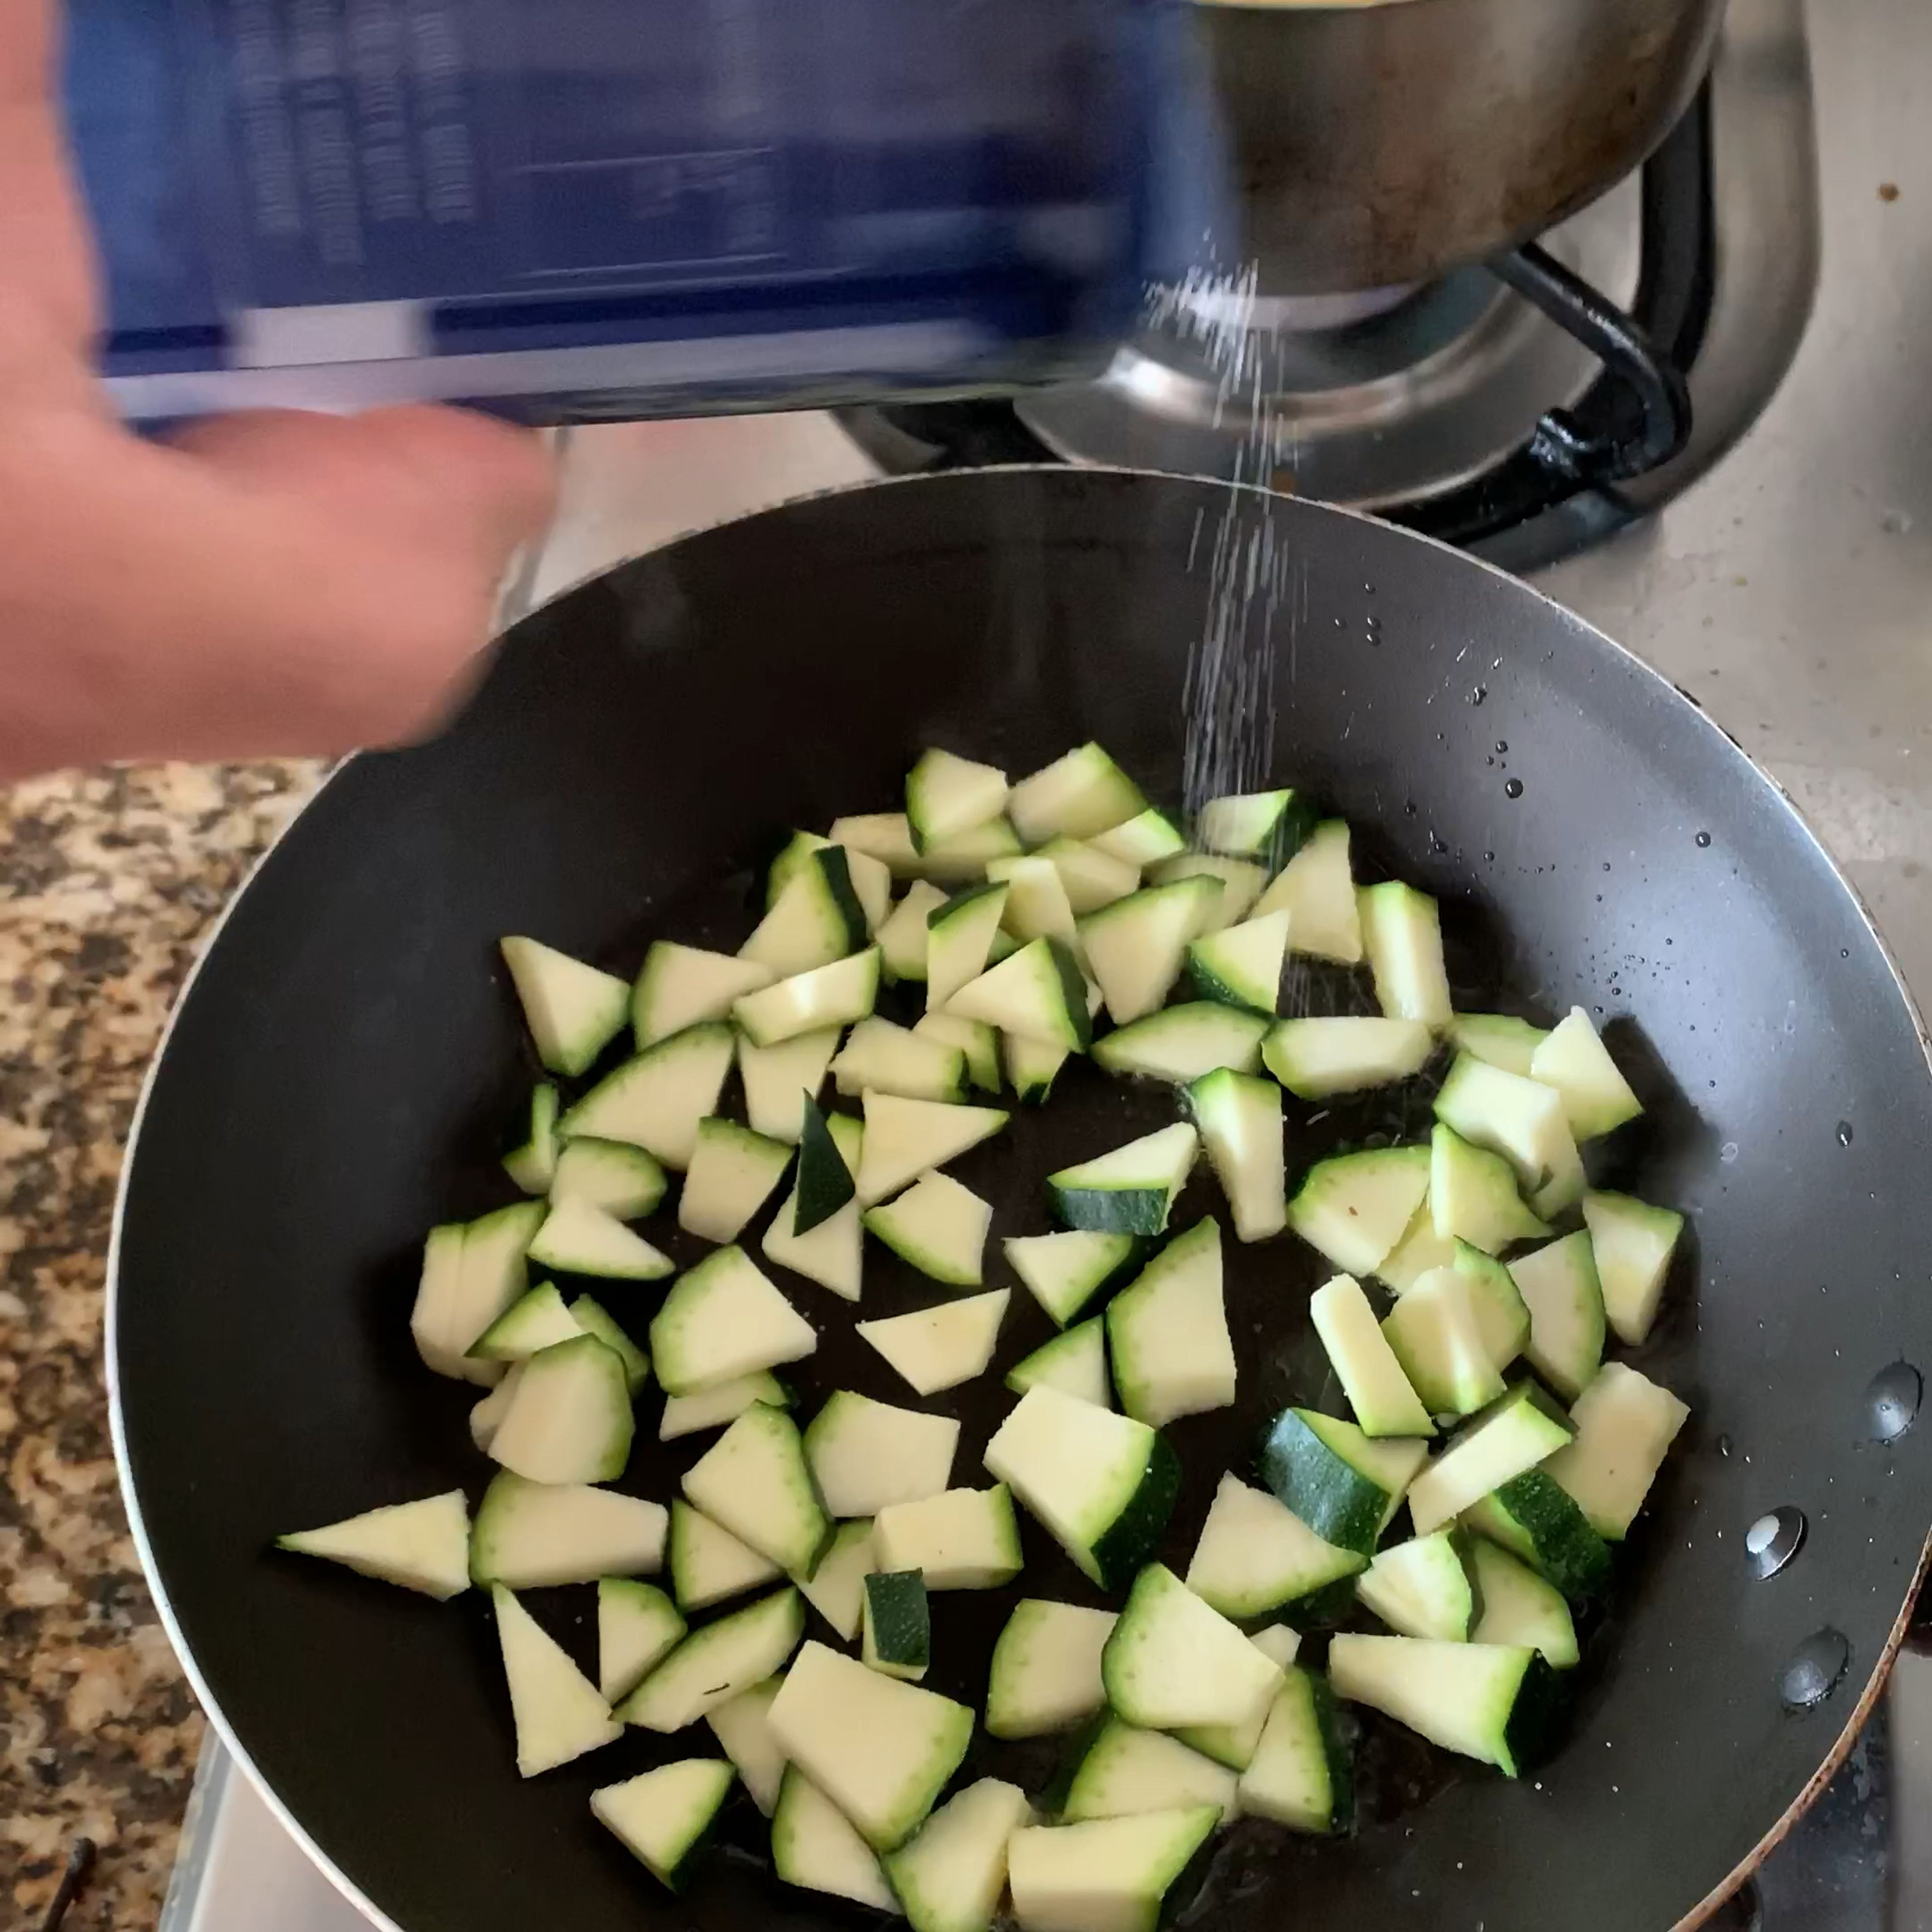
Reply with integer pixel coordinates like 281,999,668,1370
1199,0,1727,295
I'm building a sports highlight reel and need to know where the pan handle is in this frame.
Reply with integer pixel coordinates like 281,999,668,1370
1490,242,1694,489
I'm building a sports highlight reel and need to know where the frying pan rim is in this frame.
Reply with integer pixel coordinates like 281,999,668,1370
101,463,1932,1932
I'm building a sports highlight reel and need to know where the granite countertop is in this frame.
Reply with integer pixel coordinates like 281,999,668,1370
2,760,320,1931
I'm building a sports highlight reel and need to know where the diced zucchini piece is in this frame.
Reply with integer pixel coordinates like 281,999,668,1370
660,1370,793,1441
884,1779,1032,1932
831,811,923,878
769,1639,975,1849
805,1390,959,1519
864,1170,993,1285
987,1600,1117,1739
927,883,1011,1011
1468,1540,1578,1668
763,1110,864,1302
985,1387,1179,1589
1080,878,1220,1022
738,1025,842,1143
1508,1229,1605,1399
1461,1470,1612,1602
1007,1317,1111,1410
874,1486,1023,1589
856,1092,1010,1206
1447,1011,1550,1077
1310,1273,1435,1438
1048,1122,1199,1237
908,748,1010,849
1581,1189,1683,1344
772,1766,901,1909
677,1117,793,1244
560,1022,735,1170
468,1364,523,1452
1429,1123,1548,1252
1257,1408,1431,1555
863,1570,932,1680
1185,909,1290,1017
986,852,1082,946
1432,1053,1577,1194
1286,1145,1430,1276
1357,882,1452,1025
276,1490,470,1600
410,1206,541,1384
632,941,773,1049
1250,1625,1303,1669
597,1579,685,1703
1170,1650,1279,1773
471,1471,666,1587
1530,1006,1643,1139
668,1500,781,1611
834,1016,969,1103
529,1197,673,1281
1005,1229,1138,1326
1008,1031,1073,1105
1261,1016,1432,1101
767,829,835,907
682,1403,831,1576
734,947,880,1048
705,1677,787,1815
915,1012,1001,1091
1091,808,1185,868
616,1585,804,1731
1357,1530,1480,1641
488,1333,633,1485
1061,1718,1237,1823
844,845,897,935
1251,820,1361,964
1197,788,1310,860
492,1584,621,1775
1183,1472,1363,1620
857,1290,1010,1396
948,937,1093,1053
1453,1240,1533,1368
1406,1382,1575,1535
1103,1563,1282,1731
1328,1634,1562,1777
1375,1199,1458,1294
1187,1069,1286,1242
881,880,952,982
1238,1668,1351,1833
503,1083,560,1193
1094,1004,1268,1083
1007,1806,1220,1932
1150,853,1265,932
1009,744,1146,845
550,1137,666,1220
1381,1267,1507,1419
1039,837,1143,916
1542,1362,1689,1539
649,1246,818,1395
473,1282,582,1361
1105,1218,1235,1427
792,1095,857,1235
799,1516,877,1640
592,1758,735,1891
500,936,629,1077
922,817,1024,881
742,847,870,979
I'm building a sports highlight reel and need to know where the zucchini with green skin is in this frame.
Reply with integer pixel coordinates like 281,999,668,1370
470,1471,666,1588
681,1402,831,1577
762,1107,864,1301
1187,1069,1286,1243
1329,1633,1564,1777
1357,882,1452,1025
873,1486,1023,1589
500,935,629,1077
1356,1529,1481,1641
1581,1188,1683,1344
659,1370,793,1441
791,1096,855,1235
1431,1052,1578,1195
677,1117,794,1244
927,883,1011,1011
472,1282,581,1361
1105,1218,1236,1428
648,1246,818,1395
1406,1382,1575,1536
410,1202,544,1385
1196,788,1314,860
668,1500,781,1612
1006,1806,1221,1932
1007,1316,1111,1410
855,1091,1010,1206
492,1584,621,1776
1008,743,1146,846
1038,837,1142,916
1079,878,1221,1023
1468,1538,1578,1667
862,1569,932,1680
987,1599,1116,1739
733,947,881,1048
1262,1015,1434,1100
1309,1273,1435,1438
1094,1003,1268,1083
631,941,774,1050
1507,1229,1605,1399
1452,1239,1533,1367
1446,1011,1549,1077
1542,1361,1689,1539
863,1171,992,1285
922,818,1024,881
908,748,1009,850
502,1083,559,1193
737,1025,841,1144
1257,1408,1431,1555
741,846,869,978
487,1333,634,1485
880,880,950,981
832,1016,968,1103
914,1012,1001,1091
1007,1031,1073,1104
1005,1229,1138,1326
1090,807,1185,868
831,811,922,878
1186,909,1291,1016
592,1759,737,1891
275,1490,471,1600
987,853,1082,950
1285,1145,1429,1277
771,1767,901,1910
549,1136,666,1219
797,1517,877,1641
947,937,1093,1051
1048,1122,1199,1237
705,1677,787,1815
1375,1201,1458,1294
1058,1716,1238,1822
1530,1006,1643,1139
804,1390,960,1518
1183,1472,1364,1621
1462,1470,1612,1602
1237,1667,1351,1834
884,1778,1032,1932
1430,1122,1550,1252
1381,1265,1508,1418
1172,1628,1298,1770
597,1579,684,1703
1251,819,1361,964
615,1584,805,1732
559,1022,735,1169
1102,1563,1283,1732
528,1197,673,1280
1150,852,1265,932
857,1290,1009,1396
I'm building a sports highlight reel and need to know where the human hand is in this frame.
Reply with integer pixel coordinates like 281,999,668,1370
0,0,557,784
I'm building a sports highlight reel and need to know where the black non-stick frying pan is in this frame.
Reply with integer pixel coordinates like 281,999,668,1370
111,468,1932,1932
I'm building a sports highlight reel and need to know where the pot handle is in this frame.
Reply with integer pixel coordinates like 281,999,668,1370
1491,242,1694,489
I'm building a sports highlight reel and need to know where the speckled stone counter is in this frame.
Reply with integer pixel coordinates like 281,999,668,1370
2,761,320,1930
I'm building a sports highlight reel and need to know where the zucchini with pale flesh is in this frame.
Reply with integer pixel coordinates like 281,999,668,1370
1462,1470,1611,1602
1238,1667,1351,1833
487,1333,634,1485
733,947,881,1048
1183,1472,1364,1621
1038,837,1142,916
856,1091,1011,1206
771,1766,901,1909
1150,852,1265,932
1507,1229,1605,1399
468,1366,523,1451
1310,1273,1435,1438
798,1516,878,1640
1581,1188,1683,1344
1008,743,1146,846
1172,1627,1299,1770
1468,1538,1578,1667
472,1282,581,1361
915,1011,1001,1091
1432,1052,1577,1195
591,1758,735,1891
1080,878,1221,1021
738,1025,842,1143
1429,1122,1549,1252
559,1022,736,1169
987,852,1082,950
1262,1015,1434,1100
668,1500,781,1612
1251,819,1361,963
492,1584,621,1776
863,1569,932,1679
598,1579,685,1703
500,935,629,1076
947,937,1093,1051
908,748,1010,849
705,1677,787,1814
649,1246,818,1395
762,1106,864,1301
1406,1382,1575,1536
1186,909,1291,1016
570,1296,651,1393
987,1599,1117,1739
768,1638,975,1850
884,1778,1032,1932
927,884,1011,1010
1542,1361,1689,1538
276,1490,471,1599
1381,1265,1508,1418
1048,1122,1199,1237
985,1386,1179,1589
1091,806,1185,868
1530,1006,1644,1139
1005,1229,1137,1326
1447,1011,1549,1077
1286,1144,1429,1276
741,846,869,978
880,880,950,981
1007,1317,1111,1409
616,1584,804,1731
411,1203,544,1384
1357,881,1452,1025
873,1486,1023,1588
1094,1003,1268,1082
632,940,773,1049
471,1471,667,1587
1356,1530,1481,1641
1250,1625,1303,1669
1453,1240,1533,1367
922,817,1024,881
831,811,923,877
857,1290,1009,1396
660,1370,793,1442
1105,1218,1236,1428
1103,1563,1283,1732
503,1083,559,1193
1329,1633,1563,1777
549,1136,667,1219
1197,787,1313,860
677,1117,794,1243
1187,1069,1286,1242
863,1170,993,1285
1007,1806,1221,1932
1376,1200,1458,1294
805,1390,960,1518
1008,1031,1073,1104
1059,1717,1237,1822
832,1016,968,1103
528,1197,673,1280
681,1403,831,1576
1257,1408,1430,1555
